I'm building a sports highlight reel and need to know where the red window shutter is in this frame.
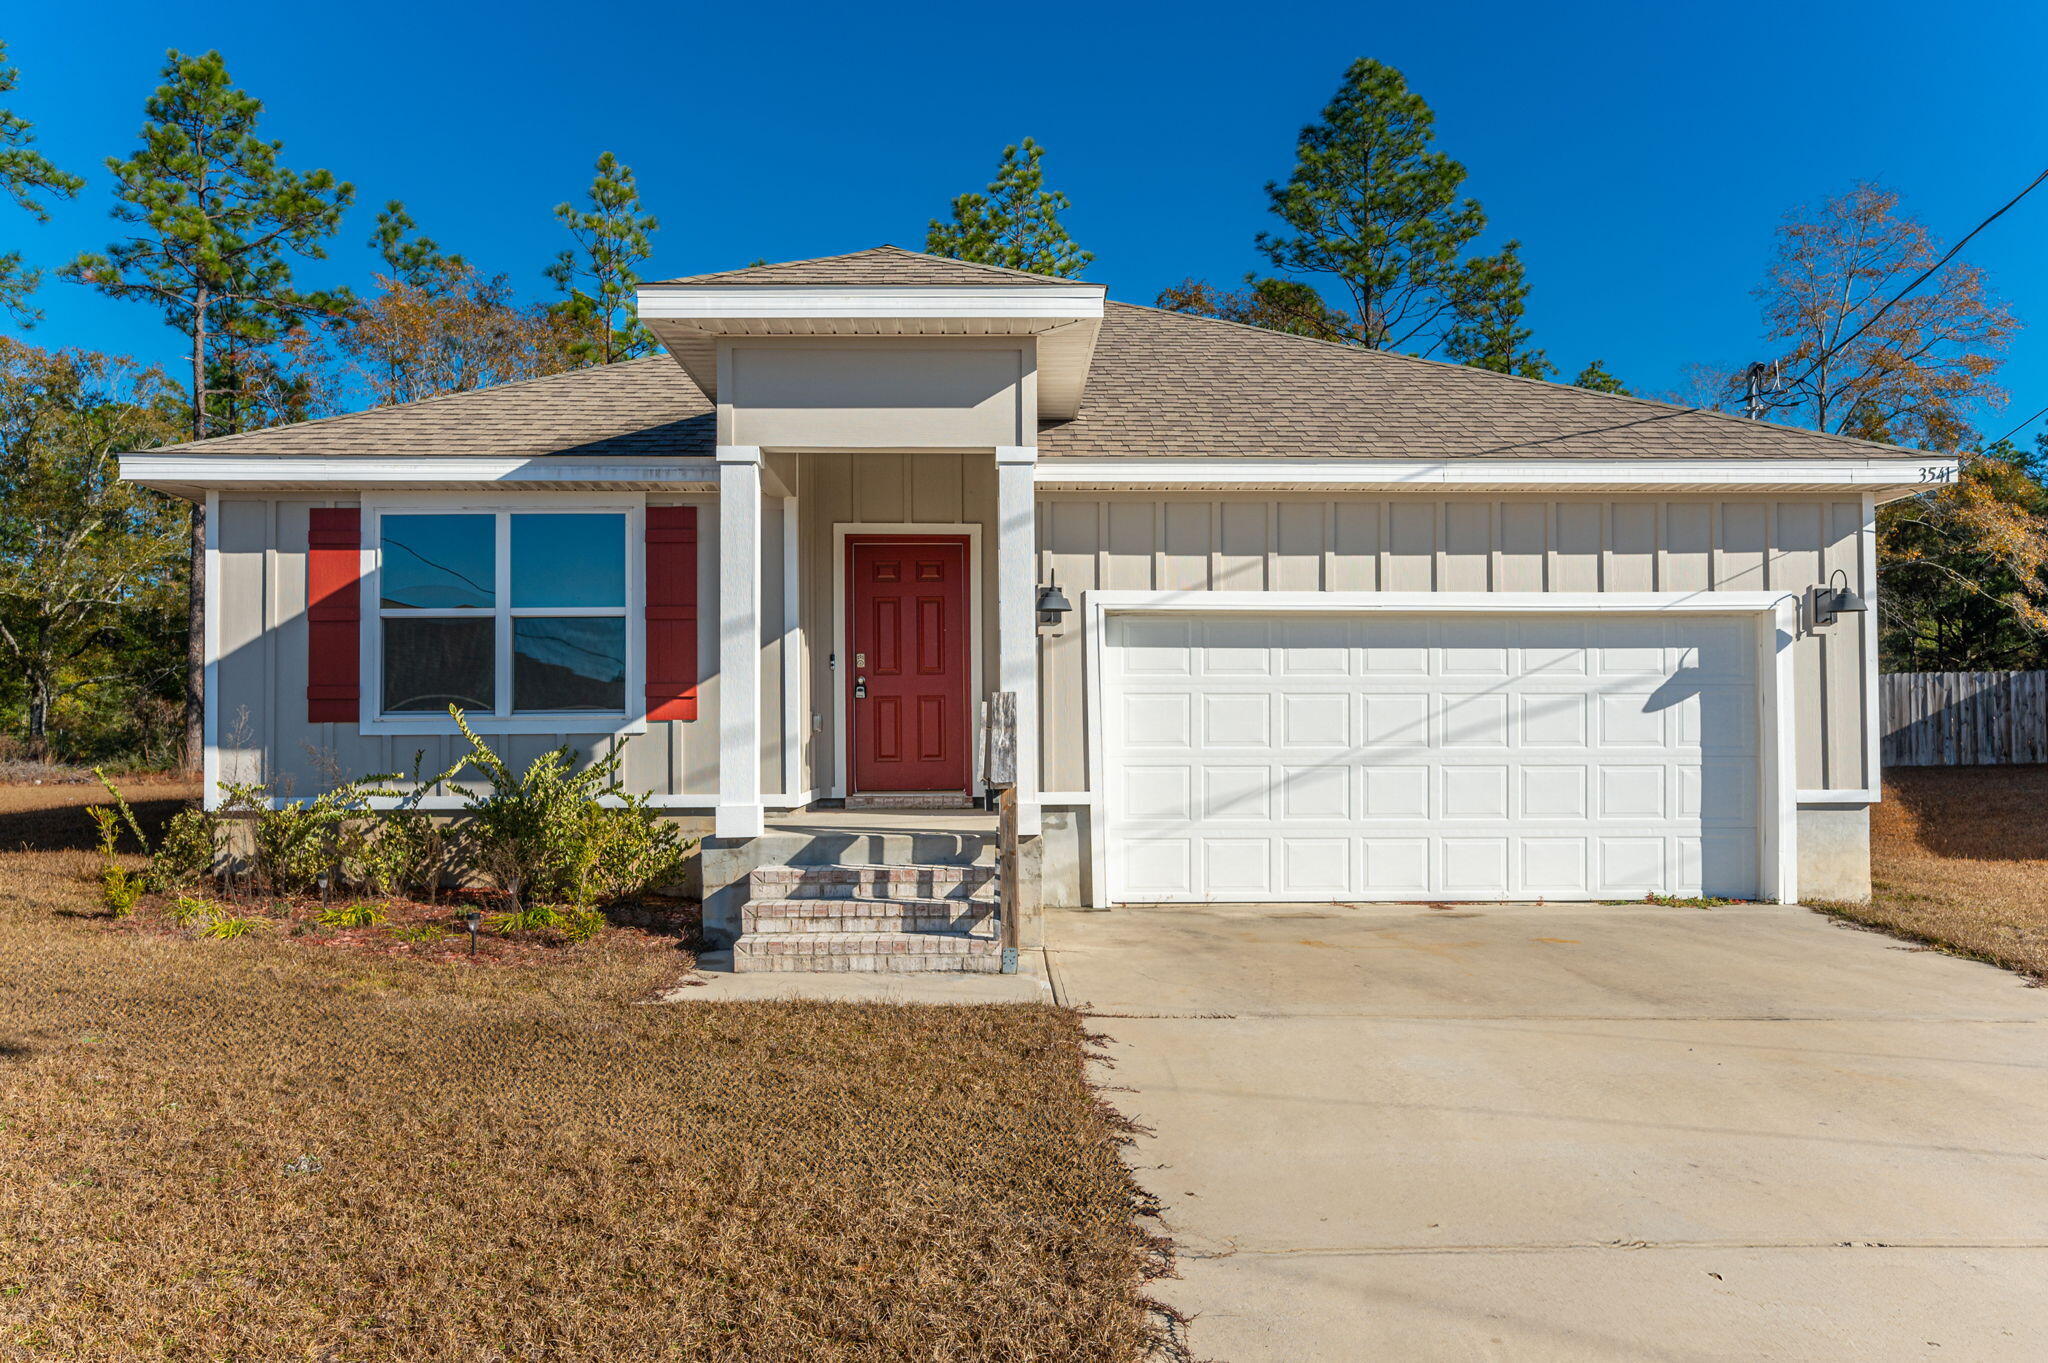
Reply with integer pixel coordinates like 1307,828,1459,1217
645,506,699,721
306,508,362,723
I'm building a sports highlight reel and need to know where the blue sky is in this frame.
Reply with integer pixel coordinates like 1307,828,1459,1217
7,0,2047,444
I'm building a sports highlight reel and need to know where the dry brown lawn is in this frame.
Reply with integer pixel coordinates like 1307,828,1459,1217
0,781,1170,1361
1814,765,2048,981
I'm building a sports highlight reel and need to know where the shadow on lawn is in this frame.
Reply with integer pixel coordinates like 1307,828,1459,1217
0,795,196,855
1882,765,2048,863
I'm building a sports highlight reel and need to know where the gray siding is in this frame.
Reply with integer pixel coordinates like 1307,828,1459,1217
1034,494,1872,796
213,494,723,802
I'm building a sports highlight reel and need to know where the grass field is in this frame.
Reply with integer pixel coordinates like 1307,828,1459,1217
0,781,1170,1361
1815,765,2048,982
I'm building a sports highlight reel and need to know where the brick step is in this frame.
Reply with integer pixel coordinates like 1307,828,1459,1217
731,931,1004,974
743,898,998,934
746,864,996,899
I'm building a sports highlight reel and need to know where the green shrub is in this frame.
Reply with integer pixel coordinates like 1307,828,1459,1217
560,908,609,944
316,901,388,929
167,896,213,927
444,708,693,910
148,809,219,893
347,811,447,899
484,903,568,935
99,868,143,917
387,923,449,944
201,914,265,940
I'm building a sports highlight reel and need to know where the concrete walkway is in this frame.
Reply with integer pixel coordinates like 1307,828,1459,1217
1046,902,2048,1362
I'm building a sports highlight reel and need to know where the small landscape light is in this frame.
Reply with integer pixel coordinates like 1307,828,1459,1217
463,908,481,956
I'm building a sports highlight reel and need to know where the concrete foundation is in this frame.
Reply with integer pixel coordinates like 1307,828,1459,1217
1796,803,1872,903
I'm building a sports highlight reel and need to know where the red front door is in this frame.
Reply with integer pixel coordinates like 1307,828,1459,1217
848,536,971,794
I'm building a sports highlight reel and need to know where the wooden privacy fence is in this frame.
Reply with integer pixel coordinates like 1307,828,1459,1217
1880,671,2048,767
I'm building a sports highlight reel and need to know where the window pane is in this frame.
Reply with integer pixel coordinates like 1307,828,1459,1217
383,618,495,713
513,617,626,712
512,513,625,608
381,514,495,609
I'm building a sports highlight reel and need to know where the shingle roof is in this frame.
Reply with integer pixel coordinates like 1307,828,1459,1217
142,276,1905,464
1037,302,1902,461
154,358,714,459
651,244,1083,288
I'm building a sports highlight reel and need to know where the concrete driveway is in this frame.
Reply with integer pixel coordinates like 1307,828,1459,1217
1045,901,2048,1362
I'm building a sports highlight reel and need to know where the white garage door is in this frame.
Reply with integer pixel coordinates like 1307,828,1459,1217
1104,612,1762,902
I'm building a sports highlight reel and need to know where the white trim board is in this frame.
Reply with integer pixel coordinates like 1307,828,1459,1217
122,454,719,497
828,522,985,801
1035,456,1957,499
636,283,1104,322
201,490,221,810
356,494,648,738
1080,590,1804,909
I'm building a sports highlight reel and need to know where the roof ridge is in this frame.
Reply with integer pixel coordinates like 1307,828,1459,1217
650,243,1085,288
1101,299,1916,459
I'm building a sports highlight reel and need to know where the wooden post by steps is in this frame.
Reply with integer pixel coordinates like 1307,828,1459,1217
986,691,1021,974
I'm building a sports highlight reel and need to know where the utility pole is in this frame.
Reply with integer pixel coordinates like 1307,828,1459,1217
1742,359,1784,419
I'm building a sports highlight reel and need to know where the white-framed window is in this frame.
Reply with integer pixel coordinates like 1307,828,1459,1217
362,498,645,734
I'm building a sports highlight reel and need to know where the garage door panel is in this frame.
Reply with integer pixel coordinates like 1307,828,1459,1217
1442,693,1510,746
1122,691,1191,746
1364,838,1431,893
1203,838,1272,895
1105,612,1762,903
1443,766,1511,819
1521,837,1592,895
1363,765,1430,818
1442,838,1511,893
1282,692,1352,747
1282,765,1351,820
1202,765,1271,821
1281,838,1351,895
1364,693,1431,745
1202,692,1271,746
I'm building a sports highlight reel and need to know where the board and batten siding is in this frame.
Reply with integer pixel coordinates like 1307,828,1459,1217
211,493,737,804
795,451,1000,797
1034,494,1873,796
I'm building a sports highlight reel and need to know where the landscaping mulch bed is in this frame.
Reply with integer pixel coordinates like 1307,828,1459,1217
0,780,1174,1361
1812,764,2048,982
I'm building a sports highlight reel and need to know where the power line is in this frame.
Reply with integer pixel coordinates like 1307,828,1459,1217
1986,401,2048,450
1754,165,2048,416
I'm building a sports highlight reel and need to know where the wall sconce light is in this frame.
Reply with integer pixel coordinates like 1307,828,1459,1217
1036,573,1073,628
1814,568,1868,627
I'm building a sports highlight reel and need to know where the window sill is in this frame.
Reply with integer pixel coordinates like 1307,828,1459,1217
359,715,648,737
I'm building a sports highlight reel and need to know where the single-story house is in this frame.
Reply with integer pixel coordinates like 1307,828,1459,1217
122,246,1951,967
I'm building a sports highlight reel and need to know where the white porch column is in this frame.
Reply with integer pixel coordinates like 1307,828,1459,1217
995,445,1041,835
717,445,765,838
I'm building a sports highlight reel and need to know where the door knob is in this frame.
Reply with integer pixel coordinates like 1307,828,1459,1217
853,677,868,700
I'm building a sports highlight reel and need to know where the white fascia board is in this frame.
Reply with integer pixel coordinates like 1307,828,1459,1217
1087,589,1798,616
1034,457,1958,491
120,454,720,491
636,283,1104,322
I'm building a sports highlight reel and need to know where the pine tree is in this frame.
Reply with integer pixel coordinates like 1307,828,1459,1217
1155,276,1359,344
1572,359,1629,394
1441,242,1551,377
63,48,354,773
370,199,463,291
1257,59,1523,357
0,41,85,325
545,152,659,365
926,138,1091,278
